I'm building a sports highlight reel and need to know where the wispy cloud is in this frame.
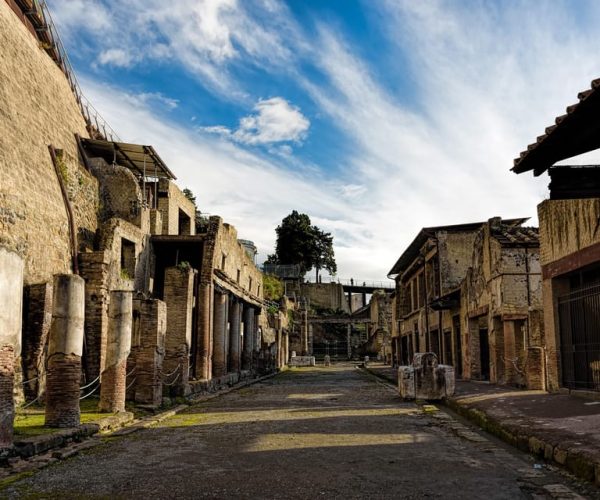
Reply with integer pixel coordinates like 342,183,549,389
49,0,305,100
54,0,600,280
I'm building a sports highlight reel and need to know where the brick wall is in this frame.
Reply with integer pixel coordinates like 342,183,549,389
157,179,196,236
0,1,98,285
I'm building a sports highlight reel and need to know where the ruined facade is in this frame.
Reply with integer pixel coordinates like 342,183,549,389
388,222,486,373
460,218,545,389
0,0,284,447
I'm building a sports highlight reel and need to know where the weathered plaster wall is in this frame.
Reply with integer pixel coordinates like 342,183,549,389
437,231,478,295
301,283,348,312
212,218,263,302
538,198,600,266
0,1,98,284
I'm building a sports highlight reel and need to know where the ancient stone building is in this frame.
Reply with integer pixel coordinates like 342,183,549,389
388,222,489,372
513,78,600,393
0,0,280,443
460,218,544,389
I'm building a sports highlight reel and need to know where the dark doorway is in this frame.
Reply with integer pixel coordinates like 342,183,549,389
453,315,462,378
401,336,410,365
443,330,452,365
479,327,490,381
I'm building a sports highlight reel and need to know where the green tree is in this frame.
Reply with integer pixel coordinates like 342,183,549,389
270,210,337,280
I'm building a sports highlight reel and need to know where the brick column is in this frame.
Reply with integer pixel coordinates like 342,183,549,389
242,305,255,370
0,248,23,448
163,267,195,396
79,252,110,383
45,274,85,428
99,291,132,413
196,282,213,380
212,291,228,377
229,300,241,373
135,299,166,407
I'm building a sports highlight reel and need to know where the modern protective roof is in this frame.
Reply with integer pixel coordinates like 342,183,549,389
513,78,600,176
81,138,176,180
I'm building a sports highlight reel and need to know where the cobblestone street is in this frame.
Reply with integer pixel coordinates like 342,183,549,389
3,365,596,499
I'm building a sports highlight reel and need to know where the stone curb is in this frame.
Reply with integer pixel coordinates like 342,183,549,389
360,365,600,486
444,397,600,487
0,369,283,479
11,411,134,460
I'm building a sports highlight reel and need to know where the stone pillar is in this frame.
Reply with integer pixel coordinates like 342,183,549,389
99,291,132,412
503,320,516,385
301,311,308,355
45,274,85,428
543,277,569,392
196,282,213,380
163,267,195,396
0,248,24,447
347,324,352,359
213,292,228,377
135,299,166,406
229,300,241,372
276,328,282,369
242,305,255,370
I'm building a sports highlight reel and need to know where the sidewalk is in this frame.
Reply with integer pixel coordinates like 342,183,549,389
364,363,600,485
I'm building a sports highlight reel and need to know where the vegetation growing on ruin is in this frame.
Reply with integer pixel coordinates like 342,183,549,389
263,274,284,301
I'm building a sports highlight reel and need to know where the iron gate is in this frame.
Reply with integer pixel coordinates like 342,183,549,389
558,283,600,390
312,340,349,361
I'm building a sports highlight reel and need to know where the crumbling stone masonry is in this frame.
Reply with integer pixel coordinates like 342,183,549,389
99,291,132,413
21,282,52,400
45,274,85,428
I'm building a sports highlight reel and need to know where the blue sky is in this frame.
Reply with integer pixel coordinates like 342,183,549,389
48,0,600,280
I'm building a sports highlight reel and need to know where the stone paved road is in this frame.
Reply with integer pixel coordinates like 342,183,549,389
3,364,598,499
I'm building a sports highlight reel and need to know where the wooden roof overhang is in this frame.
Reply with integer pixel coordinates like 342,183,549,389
513,78,600,176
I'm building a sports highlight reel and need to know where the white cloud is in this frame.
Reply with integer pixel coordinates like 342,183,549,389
97,48,135,68
204,98,310,145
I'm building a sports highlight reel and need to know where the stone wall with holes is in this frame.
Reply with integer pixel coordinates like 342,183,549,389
157,179,196,236
0,0,98,285
209,217,263,303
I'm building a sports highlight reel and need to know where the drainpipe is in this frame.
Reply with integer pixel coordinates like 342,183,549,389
48,145,79,275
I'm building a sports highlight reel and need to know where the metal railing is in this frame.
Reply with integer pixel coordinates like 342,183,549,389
30,1,120,142
304,276,395,289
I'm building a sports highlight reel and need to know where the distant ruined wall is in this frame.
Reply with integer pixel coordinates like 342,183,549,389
0,0,98,285
301,283,348,312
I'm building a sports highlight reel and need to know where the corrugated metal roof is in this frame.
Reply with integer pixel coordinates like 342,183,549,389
513,78,600,176
81,138,176,180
